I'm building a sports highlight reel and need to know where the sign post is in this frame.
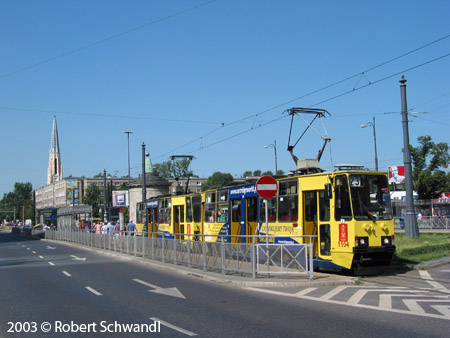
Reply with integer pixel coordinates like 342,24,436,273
256,176,278,271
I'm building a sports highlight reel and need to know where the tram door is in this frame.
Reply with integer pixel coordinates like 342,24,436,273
173,205,184,240
303,190,331,258
246,197,258,243
148,208,158,237
230,198,241,243
230,196,258,243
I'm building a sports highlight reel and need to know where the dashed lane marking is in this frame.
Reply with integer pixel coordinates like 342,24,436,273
150,317,197,336
85,287,102,296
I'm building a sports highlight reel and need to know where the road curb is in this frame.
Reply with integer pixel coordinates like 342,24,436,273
41,238,357,288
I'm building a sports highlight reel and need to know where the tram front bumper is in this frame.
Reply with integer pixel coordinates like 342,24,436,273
353,245,396,254
353,245,396,266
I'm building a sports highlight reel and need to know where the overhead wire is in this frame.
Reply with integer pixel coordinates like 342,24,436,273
0,0,218,81
149,34,450,160
153,51,450,161
0,106,223,125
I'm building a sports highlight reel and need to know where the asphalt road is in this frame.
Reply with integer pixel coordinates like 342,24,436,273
0,231,448,338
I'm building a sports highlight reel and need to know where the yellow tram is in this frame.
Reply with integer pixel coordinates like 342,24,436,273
136,165,395,271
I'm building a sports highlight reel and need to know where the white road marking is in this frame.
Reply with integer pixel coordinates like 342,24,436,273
32,251,36,254
48,262,55,266
431,305,450,319
348,288,409,306
295,287,317,296
404,299,450,317
319,285,347,300
379,293,436,309
150,317,197,336
419,270,450,294
62,271,71,277
85,287,102,296
39,255,44,259
419,270,433,280
70,255,86,261
133,279,186,299
244,286,450,320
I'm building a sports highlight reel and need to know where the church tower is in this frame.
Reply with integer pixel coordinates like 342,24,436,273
47,114,63,184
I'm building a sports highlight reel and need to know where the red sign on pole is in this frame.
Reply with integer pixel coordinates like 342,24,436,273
256,176,278,199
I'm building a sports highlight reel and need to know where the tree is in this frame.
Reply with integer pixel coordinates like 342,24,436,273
83,184,102,217
243,169,285,178
154,158,192,178
0,182,33,221
411,135,450,199
276,169,285,176
201,172,234,191
252,170,262,176
242,171,252,178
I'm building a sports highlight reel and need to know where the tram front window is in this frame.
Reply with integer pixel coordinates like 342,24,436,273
349,174,392,221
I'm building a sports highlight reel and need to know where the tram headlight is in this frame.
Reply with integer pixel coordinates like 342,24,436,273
382,236,392,246
355,236,369,247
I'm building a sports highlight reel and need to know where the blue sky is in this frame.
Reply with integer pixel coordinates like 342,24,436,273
0,0,449,197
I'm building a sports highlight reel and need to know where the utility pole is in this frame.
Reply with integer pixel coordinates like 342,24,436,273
400,76,419,238
142,143,147,234
103,169,107,223
124,131,133,184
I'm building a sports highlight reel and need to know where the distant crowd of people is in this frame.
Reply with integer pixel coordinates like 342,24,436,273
77,219,137,235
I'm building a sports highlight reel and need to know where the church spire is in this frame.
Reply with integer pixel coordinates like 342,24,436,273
47,114,63,184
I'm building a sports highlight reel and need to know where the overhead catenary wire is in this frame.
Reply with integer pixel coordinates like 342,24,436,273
70,48,450,178
4,33,449,178
153,51,450,161
0,0,218,81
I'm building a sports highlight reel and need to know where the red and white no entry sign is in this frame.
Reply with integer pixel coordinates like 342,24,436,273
256,175,278,199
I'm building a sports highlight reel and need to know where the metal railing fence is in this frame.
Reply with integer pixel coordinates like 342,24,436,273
394,216,450,230
45,230,315,279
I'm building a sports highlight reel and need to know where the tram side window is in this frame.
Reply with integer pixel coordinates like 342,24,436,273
192,196,202,222
232,199,241,222
259,197,277,222
158,205,164,225
304,191,317,222
319,190,330,222
136,202,147,224
335,175,352,221
218,204,228,222
247,197,258,222
278,180,298,222
218,190,229,223
186,198,192,223
159,199,171,224
205,191,217,222
175,207,179,223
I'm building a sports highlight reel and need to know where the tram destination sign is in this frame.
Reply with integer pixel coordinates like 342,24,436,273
256,176,278,199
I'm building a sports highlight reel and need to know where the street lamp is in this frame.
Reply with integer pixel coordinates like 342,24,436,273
264,140,278,174
123,131,133,184
360,117,378,171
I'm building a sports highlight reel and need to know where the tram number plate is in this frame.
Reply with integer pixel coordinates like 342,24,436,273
338,241,349,247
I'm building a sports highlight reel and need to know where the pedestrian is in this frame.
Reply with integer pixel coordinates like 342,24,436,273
106,221,114,235
101,222,108,234
94,221,102,234
113,221,120,235
127,220,136,235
